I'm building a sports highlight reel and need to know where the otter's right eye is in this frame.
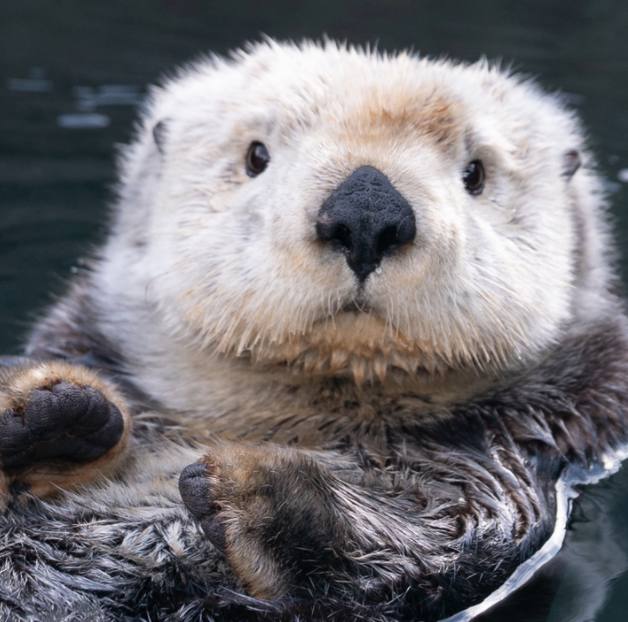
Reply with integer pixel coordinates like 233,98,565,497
245,141,270,177
463,160,485,195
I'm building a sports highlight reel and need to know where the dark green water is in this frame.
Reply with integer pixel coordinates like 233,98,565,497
1,1,628,620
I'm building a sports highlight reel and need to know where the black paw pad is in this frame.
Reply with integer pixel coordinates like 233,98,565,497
179,462,225,551
179,463,212,515
0,382,124,471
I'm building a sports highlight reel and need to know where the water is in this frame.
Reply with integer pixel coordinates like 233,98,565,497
1,1,628,619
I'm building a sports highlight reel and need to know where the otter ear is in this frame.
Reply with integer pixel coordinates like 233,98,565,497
152,119,169,155
562,149,581,180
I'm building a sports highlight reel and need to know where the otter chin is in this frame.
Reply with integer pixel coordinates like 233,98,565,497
232,309,498,389
247,311,436,383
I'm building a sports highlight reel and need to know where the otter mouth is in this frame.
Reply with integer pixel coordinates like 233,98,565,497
336,288,373,316
228,304,461,384
338,299,372,314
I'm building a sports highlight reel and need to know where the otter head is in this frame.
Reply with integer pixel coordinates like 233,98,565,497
107,40,610,387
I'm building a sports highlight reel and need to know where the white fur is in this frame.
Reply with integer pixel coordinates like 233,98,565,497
90,39,611,414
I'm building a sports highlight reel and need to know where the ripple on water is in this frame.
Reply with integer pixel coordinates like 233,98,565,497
56,112,111,129
441,445,628,621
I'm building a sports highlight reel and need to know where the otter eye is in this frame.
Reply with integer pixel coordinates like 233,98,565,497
463,160,485,195
245,141,270,177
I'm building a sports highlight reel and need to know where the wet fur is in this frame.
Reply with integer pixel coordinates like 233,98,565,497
3,311,628,621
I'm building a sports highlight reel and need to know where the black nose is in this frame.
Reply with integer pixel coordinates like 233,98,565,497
316,166,416,280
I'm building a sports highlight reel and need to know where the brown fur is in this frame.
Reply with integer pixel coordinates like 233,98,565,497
333,87,461,149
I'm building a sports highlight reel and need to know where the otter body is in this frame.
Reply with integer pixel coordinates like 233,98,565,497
1,41,627,621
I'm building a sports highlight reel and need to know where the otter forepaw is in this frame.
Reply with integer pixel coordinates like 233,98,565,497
179,443,347,601
0,362,130,501
178,444,279,561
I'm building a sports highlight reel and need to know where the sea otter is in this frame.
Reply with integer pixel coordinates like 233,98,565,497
0,40,627,622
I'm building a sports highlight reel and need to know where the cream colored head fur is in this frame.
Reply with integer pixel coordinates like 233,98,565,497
94,39,612,405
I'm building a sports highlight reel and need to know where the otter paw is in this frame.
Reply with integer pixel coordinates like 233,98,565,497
179,448,289,599
0,363,130,500
0,381,124,468
178,462,227,551
179,444,346,600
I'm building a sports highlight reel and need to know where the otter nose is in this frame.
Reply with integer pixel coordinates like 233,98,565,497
316,166,416,281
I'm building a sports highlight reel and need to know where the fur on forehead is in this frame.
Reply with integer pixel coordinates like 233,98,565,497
144,40,571,155
106,39,611,386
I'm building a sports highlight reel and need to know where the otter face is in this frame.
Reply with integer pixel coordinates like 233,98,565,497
115,41,597,383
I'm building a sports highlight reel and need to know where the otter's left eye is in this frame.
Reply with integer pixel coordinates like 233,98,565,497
245,141,270,177
463,160,485,195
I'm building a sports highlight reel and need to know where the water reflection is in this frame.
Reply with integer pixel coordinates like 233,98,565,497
57,113,110,129
7,68,52,93
73,84,142,110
